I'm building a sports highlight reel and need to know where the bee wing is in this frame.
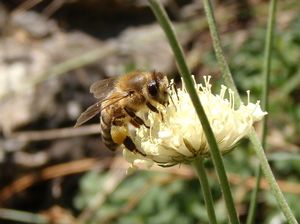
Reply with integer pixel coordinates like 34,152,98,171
74,92,129,127
74,102,102,127
90,77,118,100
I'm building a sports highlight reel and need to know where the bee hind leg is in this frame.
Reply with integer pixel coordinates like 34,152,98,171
123,136,146,156
124,106,149,129
110,116,146,156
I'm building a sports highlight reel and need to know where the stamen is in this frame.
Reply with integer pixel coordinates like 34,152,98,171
203,75,212,93
191,75,197,85
171,80,180,102
229,88,232,108
220,85,227,99
229,89,234,109
246,90,250,104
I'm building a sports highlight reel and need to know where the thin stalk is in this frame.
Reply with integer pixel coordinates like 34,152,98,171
0,208,48,224
246,0,277,223
274,71,300,101
246,166,263,224
148,1,240,223
192,157,218,224
202,0,240,107
248,130,298,224
202,0,298,223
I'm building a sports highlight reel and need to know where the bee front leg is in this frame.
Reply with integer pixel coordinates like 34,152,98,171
146,102,164,121
124,106,150,129
146,102,159,113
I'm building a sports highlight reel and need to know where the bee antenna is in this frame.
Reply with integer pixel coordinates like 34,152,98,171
167,80,177,111
167,83,172,88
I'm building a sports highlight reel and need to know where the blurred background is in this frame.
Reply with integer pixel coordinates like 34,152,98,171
0,0,299,223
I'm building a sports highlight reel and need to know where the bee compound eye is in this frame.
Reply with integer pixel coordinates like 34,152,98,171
148,81,158,97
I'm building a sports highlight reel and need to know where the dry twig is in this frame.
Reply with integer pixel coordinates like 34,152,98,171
10,124,100,142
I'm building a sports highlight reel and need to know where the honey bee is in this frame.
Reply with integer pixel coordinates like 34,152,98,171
75,71,169,156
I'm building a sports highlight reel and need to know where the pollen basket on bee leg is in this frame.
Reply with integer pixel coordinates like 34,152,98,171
110,125,128,145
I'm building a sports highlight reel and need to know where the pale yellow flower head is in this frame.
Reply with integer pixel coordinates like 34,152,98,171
123,76,266,171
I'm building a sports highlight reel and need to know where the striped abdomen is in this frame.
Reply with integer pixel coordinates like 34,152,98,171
100,109,119,151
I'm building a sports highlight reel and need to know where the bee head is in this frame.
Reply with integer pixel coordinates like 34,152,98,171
145,71,169,106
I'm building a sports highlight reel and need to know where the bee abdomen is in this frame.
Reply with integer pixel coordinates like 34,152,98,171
101,125,119,151
100,112,119,151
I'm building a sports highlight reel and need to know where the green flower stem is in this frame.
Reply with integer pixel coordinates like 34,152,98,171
148,1,240,223
202,0,298,223
247,0,277,223
248,130,298,224
202,0,240,107
192,157,218,224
